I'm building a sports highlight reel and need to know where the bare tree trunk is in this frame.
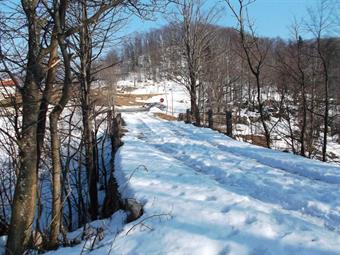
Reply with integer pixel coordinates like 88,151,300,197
102,110,121,217
225,0,271,148
79,1,99,220
322,60,329,162
255,74,271,148
307,75,316,158
300,86,307,157
82,107,98,220
296,36,307,157
306,1,333,161
6,1,43,253
48,0,73,244
49,114,62,249
77,142,86,227
6,80,40,255
36,28,59,166
190,79,201,126
168,0,217,127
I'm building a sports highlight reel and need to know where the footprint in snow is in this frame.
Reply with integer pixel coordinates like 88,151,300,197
311,237,319,242
150,181,160,186
280,232,292,239
245,215,257,225
136,133,146,139
218,245,231,255
205,195,217,201
171,185,178,189
228,227,240,237
299,224,311,231
221,206,231,213
251,246,270,255
221,202,240,213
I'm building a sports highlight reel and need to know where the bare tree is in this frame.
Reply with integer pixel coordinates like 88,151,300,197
1,0,145,252
276,22,311,156
306,0,334,161
167,0,219,126
48,0,130,247
224,0,271,148
3,2,54,253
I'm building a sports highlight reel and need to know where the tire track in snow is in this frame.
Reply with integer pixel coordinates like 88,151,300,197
128,112,340,233
165,119,340,186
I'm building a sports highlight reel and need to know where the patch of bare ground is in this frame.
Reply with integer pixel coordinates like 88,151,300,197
0,95,22,107
154,112,177,121
235,134,268,147
0,86,80,108
0,87,162,111
91,88,163,106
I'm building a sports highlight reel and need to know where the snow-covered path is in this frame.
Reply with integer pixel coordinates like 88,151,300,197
129,113,340,231
48,111,340,255
110,112,340,255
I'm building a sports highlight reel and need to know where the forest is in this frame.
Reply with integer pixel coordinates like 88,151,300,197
112,6,340,161
0,0,339,254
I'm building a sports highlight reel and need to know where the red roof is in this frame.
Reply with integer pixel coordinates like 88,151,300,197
0,79,16,87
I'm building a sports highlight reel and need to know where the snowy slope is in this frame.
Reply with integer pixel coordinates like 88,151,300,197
118,80,191,115
47,111,340,255
117,80,340,165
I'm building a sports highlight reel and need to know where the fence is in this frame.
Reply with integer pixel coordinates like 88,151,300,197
180,109,233,137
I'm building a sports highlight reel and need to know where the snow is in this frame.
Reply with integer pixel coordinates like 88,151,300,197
45,211,127,255
117,80,190,115
116,79,340,165
47,111,340,255
2,79,338,254
0,236,6,254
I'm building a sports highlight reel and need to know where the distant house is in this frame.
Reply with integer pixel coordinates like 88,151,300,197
0,79,17,100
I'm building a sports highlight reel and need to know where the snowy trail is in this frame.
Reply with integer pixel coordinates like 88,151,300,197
164,119,340,185
47,111,340,255
113,112,340,255
130,113,340,234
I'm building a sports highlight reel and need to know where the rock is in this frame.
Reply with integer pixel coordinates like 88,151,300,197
125,198,143,222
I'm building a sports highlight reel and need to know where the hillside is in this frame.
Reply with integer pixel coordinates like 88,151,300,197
39,110,340,255
1,1,340,254
34,81,340,255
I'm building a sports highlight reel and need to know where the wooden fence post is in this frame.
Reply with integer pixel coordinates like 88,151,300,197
226,111,232,137
208,109,213,128
185,109,191,124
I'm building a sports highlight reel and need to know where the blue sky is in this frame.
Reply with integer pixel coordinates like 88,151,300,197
124,0,321,39
0,0,322,39
236,0,318,38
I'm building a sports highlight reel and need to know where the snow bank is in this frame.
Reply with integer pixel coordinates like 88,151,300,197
48,111,340,255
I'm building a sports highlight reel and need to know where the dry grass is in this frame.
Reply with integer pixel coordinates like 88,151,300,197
0,86,162,108
0,87,78,107
154,112,177,121
236,134,268,147
115,93,162,106
114,94,145,106
0,96,22,107
92,87,162,106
